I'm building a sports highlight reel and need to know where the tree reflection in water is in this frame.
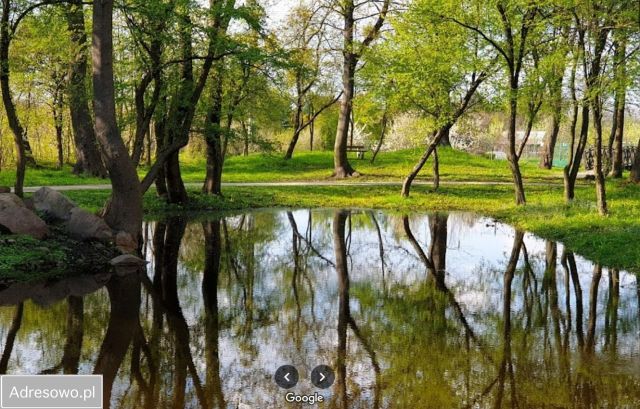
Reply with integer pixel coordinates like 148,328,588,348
0,209,638,408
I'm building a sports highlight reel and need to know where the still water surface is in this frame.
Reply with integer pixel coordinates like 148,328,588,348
0,209,639,408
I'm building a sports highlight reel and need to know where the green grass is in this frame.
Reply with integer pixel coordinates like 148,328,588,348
0,148,568,187
4,148,638,275
59,179,640,272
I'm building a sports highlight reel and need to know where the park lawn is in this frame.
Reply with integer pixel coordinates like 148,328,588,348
62,179,640,272
0,148,567,187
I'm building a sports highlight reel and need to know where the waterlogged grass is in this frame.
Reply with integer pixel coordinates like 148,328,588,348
0,148,569,187
61,179,640,271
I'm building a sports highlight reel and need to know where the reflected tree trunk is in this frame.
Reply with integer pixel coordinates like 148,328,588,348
494,230,523,409
158,218,207,409
585,264,602,354
604,268,619,356
63,296,84,374
368,211,387,294
0,302,23,373
428,213,448,280
202,220,226,409
565,251,584,349
334,210,350,409
332,210,381,408
93,274,141,409
287,212,304,342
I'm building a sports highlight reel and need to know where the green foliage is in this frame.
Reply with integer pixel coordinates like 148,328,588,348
362,0,495,128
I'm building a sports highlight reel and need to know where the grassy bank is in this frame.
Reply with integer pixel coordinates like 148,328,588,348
0,148,568,187
60,180,640,272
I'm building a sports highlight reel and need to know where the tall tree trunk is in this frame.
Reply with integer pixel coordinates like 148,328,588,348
506,84,526,205
154,107,168,197
309,108,315,151
438,127,451,147
432,146,440,190
241,120,249,156
92,0,143,237
66,0,107,178
333,2,357,178
631,138,640,183
1,0,26,197
592,100,608,215
610,38,626,178
610,100,626,179
402,130,439,197
203,67,224,196
132,73,161,167
563,54,585,203
606,91,619,175
370,112,387,164
165,152,187,204
284,93,304,160
564,105,589,203
540,82,562,169
52,82,65,169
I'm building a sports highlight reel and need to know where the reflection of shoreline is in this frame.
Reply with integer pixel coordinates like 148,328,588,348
0,270,120,307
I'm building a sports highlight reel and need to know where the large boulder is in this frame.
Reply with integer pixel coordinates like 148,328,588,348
65,208,113,242
0,193,49,239
0,192,25,208
33,187,77,221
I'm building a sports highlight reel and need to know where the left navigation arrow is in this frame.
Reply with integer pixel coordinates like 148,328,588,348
275,365,298,389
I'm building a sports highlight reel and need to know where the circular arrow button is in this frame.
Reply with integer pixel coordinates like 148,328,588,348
311,365,335,389
275,365,299,389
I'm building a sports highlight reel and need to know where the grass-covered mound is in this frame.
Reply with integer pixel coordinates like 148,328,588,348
0,226,118,285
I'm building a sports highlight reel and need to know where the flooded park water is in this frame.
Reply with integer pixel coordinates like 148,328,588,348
0,209,638,408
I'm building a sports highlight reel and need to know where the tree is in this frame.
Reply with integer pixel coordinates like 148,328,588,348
445,0,540,205
563,32,587,203
282,3,340,160
576,2,613,216
0,0,36,196
363,0,493,196
538,22,571,169
608,33,627,178
66,0,107,177
331,0,390,178
145,0,220,204
123,0,168,167
92,0,143,237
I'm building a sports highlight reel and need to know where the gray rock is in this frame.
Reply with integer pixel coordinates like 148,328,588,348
33,187,77,221
0,193,25,208
0,194,49,239
109,254,148,267
65,208,113,241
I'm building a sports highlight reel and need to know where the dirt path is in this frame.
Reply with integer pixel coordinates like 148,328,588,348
22,179,568,193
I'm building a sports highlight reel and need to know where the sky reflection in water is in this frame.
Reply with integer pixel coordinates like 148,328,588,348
0,209,639,408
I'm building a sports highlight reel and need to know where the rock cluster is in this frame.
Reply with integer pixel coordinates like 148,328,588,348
1,188,146,267
0,193,49,239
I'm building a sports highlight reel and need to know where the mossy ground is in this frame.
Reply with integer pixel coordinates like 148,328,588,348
0,226,118,285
